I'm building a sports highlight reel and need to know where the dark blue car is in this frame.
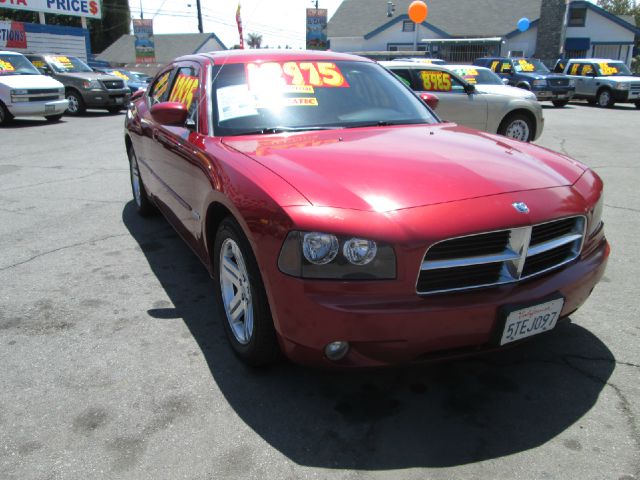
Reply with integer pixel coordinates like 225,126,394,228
92,67,149,94
474,57,575,107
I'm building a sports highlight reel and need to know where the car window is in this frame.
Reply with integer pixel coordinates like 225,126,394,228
513,59,549,73
389,68,413,88
149,70,172,105
554,60,566,73
211,61,438,136
449,67,503,85
499,61,513,74
568,63,594,76
594,62,631,76
416,69,465,93
0,54,41,76
167,65,201,122
45,55,93,73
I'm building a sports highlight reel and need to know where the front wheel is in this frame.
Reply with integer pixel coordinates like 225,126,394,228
128,147,155,216
0,101,14,126
552,100,568,108
65,91,86,115
213,217,280,366
498,113,534,142
45,114,63,122
597,89,614,108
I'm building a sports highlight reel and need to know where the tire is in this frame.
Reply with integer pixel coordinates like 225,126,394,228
635,101,640,110
128,146,155,216
65,90,86,115
213,217,280,366
596,89,614,108
45,114,63,122
552,100,568,108
498,112,534,143
0,101,14,126
107,107,122,114
587,98,597,105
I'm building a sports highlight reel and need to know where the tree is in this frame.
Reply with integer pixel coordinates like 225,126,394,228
597,0,640,27
246,32,263,49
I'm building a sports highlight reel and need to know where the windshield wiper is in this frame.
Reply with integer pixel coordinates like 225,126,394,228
235,126,343,135
344,120,423,129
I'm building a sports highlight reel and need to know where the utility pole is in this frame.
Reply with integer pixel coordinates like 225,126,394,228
140,0,143,19
196,0,203,32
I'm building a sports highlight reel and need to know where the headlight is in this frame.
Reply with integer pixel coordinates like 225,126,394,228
615,83,630,90
278,231,396,279
58,87,65,99
589,194,604,236
82,80,102,89
11,89,28,95
532,79,547,87
10,89,29,102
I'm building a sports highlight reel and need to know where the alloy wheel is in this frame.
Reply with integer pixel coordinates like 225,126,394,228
219,238,254,345
505,119,530,142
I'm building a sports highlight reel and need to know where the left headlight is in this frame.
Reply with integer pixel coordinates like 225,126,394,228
532,79,547,87
82,80,102,90
589,194,604,236
278,231,396,279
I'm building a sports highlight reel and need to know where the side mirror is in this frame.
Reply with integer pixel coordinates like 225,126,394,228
464,83,476,94
419,92,439,110
502,78,510,85
150,102,189,126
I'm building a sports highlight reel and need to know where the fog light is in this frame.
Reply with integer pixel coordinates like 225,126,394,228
324,341,350,361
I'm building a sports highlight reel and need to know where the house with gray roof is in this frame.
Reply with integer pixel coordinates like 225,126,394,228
328,0,639,65
97,33,226,67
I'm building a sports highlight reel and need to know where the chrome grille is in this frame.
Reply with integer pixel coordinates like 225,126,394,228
549,78,569,87
630,83,640,93
101,80,125,90
417,216,586,295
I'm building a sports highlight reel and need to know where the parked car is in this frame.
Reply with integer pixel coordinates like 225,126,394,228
381,61,543,142
24,54,130,115
474,57,575,107
92,67,150,94
125,50,608,368
561,58,640,108
393,58,446,65
0,50,68,125
443,64,538,100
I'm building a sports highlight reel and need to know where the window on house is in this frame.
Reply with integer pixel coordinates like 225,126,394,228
568,7,586,27
402,20,416,32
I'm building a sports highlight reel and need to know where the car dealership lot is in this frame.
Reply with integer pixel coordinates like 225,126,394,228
1,104,638,479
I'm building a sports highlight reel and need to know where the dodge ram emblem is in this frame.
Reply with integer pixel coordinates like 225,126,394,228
513,202,530,214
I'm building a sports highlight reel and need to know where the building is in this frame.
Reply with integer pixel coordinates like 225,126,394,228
327,0,639,65
0,21,90,60
97,33,226,67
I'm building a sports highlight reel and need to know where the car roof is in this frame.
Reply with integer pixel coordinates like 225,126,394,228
442,64,490,71
379,61,449,71
0,50,25,55
566,58,623,63
181,49,373,65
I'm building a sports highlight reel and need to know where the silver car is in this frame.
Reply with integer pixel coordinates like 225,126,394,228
382,61,544,142
563,58,640,108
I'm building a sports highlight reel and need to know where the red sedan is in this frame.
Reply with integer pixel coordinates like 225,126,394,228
124,50,608,368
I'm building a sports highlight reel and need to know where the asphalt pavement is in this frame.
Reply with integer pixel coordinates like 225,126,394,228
1,103,639,480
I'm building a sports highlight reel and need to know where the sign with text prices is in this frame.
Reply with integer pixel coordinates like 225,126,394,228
0,0,102,19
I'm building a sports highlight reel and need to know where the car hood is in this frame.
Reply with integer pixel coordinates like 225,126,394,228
519,72,565,80
223,124,587,212
57,72,122,82
475,84,536,99
0,74,63,89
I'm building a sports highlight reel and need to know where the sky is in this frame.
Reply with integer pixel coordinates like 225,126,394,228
129,0,346,49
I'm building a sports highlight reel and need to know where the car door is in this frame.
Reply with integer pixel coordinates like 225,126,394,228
567,62,593,96
412,67,488,130
148,61,209,242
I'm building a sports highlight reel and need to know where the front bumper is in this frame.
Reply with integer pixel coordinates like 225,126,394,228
612,89,640,103
533,86,575,101
7,99,69,117
82,89,130,108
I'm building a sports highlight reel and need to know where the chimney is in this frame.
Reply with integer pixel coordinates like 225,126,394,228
387,1,395,17
535,0,568,66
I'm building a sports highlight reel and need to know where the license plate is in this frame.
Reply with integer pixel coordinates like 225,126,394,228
500,297,564,346
555,94,567,99
115,97,124,104
45,104,56,113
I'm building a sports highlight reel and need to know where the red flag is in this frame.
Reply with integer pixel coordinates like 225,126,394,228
236,3,244,49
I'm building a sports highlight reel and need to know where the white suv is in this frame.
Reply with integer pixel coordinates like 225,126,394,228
0,50,69,125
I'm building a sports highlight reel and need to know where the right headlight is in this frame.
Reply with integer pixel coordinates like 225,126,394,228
615,83,630,91
589,193,604,236
278,231,396,279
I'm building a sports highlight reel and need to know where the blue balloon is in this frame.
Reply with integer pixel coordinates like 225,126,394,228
517,17,530,32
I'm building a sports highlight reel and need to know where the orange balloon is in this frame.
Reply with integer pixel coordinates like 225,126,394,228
408,1,428,23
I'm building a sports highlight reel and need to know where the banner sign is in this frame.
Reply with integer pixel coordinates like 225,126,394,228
0,0,102,19
133,19,155,63
0,21,27,49
306,8,327,50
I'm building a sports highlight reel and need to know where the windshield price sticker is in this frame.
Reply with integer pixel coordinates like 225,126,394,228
456,68,478,84
0,60,15,72
51,56,73,69
31,60,46,68
246,61,349,90
111,70,130,81
168,73,199,110
490,60,500,72
518,59,535,72
419,71,452,92
599,63,619,75
152,72,170,101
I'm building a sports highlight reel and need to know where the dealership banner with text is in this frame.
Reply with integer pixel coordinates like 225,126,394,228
306,8,328,50
0,0,102,19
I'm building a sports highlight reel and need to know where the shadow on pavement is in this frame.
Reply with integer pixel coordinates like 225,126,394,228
122,201,614,470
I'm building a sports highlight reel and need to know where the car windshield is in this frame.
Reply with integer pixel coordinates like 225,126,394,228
0,54,41,76
212,60,438,136
104,69,137,81
513,58,550,73
46,55,93,73
448,67,503,85
595,62,631,76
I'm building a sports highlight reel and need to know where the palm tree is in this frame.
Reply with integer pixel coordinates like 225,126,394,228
246,32,263,49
